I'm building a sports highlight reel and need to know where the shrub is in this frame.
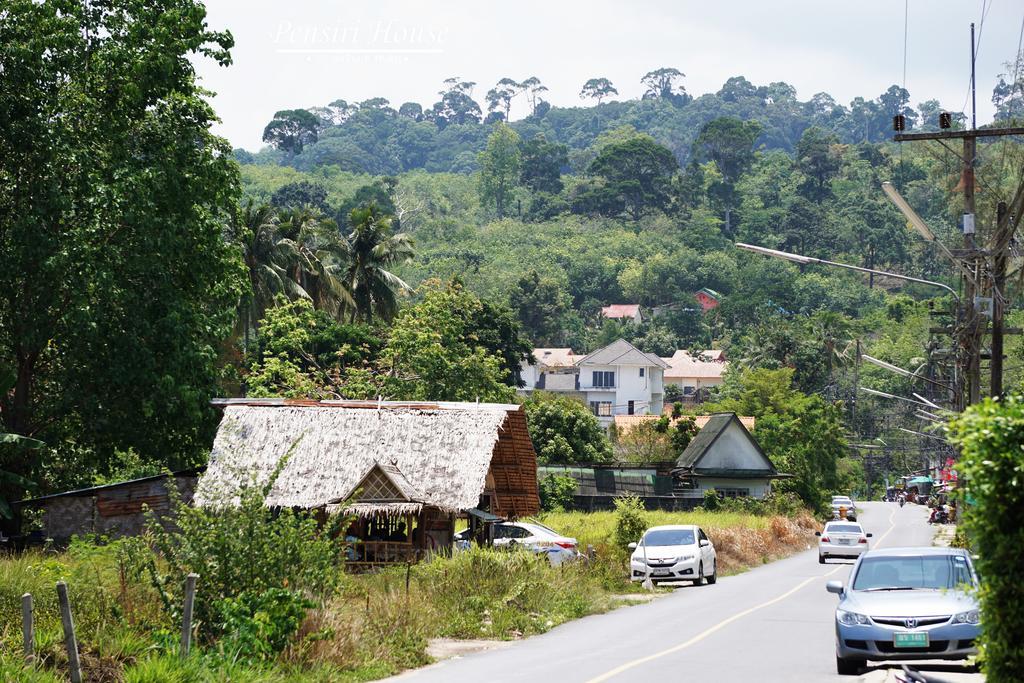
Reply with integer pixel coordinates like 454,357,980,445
612,495,647,550
702,488,720,511
538,474,578,512
131,464,346,645
217,588,315,662
949,396,1024,681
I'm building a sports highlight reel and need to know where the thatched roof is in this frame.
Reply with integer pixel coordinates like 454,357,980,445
195,400,538,517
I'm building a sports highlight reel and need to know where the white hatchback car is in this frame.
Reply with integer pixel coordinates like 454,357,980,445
629,524,717,585
818,521,872,564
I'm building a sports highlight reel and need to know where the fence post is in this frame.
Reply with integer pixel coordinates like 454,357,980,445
180,573,198,657
21,593,33,663
56,581,82,683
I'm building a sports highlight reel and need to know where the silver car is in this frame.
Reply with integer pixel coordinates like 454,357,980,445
826,547,980,676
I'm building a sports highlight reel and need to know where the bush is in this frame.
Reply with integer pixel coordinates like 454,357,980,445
612,495,647,551
217,588,315,662
702,488,720,511
949,396,1024,681
131,465,346,645
538,474,578,512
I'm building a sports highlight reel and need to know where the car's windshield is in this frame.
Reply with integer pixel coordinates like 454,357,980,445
852,554,975,591
825,524,861,534
643,529,695,546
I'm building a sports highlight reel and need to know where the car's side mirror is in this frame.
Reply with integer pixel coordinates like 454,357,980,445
866,533,873,538
814,531,821,537
628,542,637,550
699,539,710,547
826,580,845,596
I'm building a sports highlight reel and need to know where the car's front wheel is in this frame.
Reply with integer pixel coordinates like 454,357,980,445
835,655,863,676
693,562,704,586
705,560,717,584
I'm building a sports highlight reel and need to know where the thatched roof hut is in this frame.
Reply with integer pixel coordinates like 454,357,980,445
196,399,540,520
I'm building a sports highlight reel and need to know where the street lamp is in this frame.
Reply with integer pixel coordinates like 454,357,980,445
881,182,980,288
735,243,961,304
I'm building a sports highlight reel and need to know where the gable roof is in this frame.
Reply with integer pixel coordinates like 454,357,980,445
662,350,728,380
673,413,776,474
194,400,539,517
696,288,721,300
576,338,669,369
532,348,578,368
613,414,755,435
600,304,641,319
342,462,425,517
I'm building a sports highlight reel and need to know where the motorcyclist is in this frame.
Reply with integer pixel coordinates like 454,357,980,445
898,493,906,507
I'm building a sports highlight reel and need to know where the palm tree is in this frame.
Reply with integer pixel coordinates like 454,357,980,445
343,204,414,322
229,201,306,351
277,206,354,319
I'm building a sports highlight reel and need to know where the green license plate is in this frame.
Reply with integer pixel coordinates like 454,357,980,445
894,632,929,648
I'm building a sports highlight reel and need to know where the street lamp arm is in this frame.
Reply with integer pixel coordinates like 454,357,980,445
735,243,960,304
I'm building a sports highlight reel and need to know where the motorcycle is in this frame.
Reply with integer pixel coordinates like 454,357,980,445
929,507,949,524
898,496,906,508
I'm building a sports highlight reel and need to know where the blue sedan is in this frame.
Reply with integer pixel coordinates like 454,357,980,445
826,547,980,676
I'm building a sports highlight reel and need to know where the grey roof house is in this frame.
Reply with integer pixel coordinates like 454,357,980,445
672,412,789,500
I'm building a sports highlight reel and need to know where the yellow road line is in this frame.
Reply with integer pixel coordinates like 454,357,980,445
587,505,899,682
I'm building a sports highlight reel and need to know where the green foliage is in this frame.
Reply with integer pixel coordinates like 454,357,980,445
612,495,648,550
584,135,679,221
523,393,613,463
948,396,1024,681
478,123,522,218
375,281,517,402
702,488,721,511
1,0,244,496
509,270,574,346
263,109,321,156
538,474,579,512
135,468,344,644
217,589,315,662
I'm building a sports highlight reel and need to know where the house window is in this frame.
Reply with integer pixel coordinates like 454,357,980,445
639,367,645,378
714,488,750,498
683,385,696,396
628,400,635,415
592,370,615,388
589,401,612,417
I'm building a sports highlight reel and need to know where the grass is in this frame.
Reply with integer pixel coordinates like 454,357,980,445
0,508,815,681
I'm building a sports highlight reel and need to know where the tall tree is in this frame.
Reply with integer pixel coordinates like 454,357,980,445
270,180,330,212
343,204,414,322
230,202,305,350
521,76,549,117
428,77,481,127
520,134,568,194
478,123,522,218
0,0,243,487
692,117,763,234
587,134,679,221
277,207,353,319
509,270,571,346
485,78,522,121
262,109,321,156
580,78,618,105
794,127,842,202
641,67,689,105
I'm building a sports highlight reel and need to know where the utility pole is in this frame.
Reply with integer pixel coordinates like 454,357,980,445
992,201,1009,398
892,24,1024,407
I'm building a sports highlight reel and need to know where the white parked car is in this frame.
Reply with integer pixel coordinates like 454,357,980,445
832,496,857,521
818,521,872,564
629,524,717,585
456,520,579,566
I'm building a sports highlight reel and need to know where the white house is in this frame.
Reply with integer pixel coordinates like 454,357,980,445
518,348,580,394
574,339,668,426
672,413,788,500
662,349,727,400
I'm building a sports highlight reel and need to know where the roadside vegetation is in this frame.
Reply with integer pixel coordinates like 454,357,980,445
0,486,814,682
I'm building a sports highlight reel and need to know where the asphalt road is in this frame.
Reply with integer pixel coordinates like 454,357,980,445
388,502,978,683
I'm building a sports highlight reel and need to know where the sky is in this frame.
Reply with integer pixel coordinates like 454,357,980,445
192,0,1024,151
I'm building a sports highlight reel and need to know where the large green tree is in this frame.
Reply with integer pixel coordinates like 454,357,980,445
478,123,522,218
586,135,679,221
0,0,243,490
524,393,613,463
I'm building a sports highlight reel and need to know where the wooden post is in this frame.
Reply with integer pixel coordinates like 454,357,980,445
180,573,198,658
21,593,33,663
56,581,82,683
